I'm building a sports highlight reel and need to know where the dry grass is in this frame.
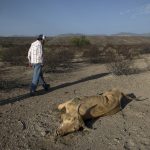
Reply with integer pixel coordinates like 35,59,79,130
0,36,150,73
44,48,75,72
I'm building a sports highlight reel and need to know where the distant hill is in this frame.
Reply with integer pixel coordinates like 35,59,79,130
57,33,84,37
112,32,150,37
56,33,109,37
141,33,150,37
57,32,150,37
1,32,150,37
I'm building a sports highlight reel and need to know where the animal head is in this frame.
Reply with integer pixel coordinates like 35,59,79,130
56,105,84,136
56,112,83,136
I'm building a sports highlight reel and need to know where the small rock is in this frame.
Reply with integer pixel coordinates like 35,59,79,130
124,139,135,149
34,124,46,136
114,137,121,143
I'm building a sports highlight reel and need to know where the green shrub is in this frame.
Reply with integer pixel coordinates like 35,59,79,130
71,36,90,47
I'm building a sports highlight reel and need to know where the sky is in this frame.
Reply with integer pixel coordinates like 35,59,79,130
0,0,150,36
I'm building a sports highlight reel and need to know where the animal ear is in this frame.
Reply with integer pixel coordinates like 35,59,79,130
58,104,64,110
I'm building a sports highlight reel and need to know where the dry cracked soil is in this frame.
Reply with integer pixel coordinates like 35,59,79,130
0,57,150,150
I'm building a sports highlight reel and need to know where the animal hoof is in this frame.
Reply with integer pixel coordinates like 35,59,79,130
83,127,91,133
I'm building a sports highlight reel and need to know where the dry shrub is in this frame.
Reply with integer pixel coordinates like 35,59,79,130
140,45,150,54
105,50,136,75
106,58,134,75
117,45,140,59
82,44,135,75
144,57,150,71
104,44,143,75
82,44,138,64
82,45,119,63
44,48,75,72
0,79,27,90
82,45,103,63
104,44,140,59
1,44,30,65
103,47,118,62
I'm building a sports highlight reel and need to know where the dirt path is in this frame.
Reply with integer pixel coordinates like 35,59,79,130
0,62,150,150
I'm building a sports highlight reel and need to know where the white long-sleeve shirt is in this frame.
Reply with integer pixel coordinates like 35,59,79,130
28,40,43,64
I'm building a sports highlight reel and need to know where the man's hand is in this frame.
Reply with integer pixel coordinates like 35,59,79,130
29,63,32,67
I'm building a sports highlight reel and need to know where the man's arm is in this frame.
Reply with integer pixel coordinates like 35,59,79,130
27,46,32,67
39,43,44,66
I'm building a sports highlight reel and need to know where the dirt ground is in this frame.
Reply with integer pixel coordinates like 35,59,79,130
0,56,150,150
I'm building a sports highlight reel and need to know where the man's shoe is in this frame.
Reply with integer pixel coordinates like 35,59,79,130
30,91,35,96
43,84,50,91
30,83,37,96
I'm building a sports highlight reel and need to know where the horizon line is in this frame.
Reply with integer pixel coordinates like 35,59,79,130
0,32,150,37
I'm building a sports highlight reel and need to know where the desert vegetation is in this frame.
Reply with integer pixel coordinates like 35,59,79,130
0,36,150,90
44,47,75,72
1,36,150,150
71,36,91,47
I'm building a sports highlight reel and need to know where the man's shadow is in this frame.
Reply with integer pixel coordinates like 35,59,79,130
0,72,109,106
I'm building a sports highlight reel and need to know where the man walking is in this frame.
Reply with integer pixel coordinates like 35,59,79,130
28,34,49,96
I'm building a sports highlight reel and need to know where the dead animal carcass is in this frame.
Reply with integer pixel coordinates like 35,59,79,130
56,88,130,136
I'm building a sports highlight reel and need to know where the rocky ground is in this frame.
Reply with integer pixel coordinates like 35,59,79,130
0,56,150,150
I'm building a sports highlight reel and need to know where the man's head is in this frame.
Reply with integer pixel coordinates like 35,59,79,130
37,34,46,44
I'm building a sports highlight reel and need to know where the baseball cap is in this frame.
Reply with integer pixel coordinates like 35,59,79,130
37,34,46,40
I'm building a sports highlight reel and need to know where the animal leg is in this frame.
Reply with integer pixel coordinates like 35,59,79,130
103,106,121,116
58,100,72,110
